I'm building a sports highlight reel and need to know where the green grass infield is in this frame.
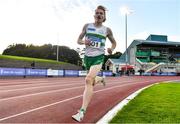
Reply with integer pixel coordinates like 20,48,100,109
110,82,180,123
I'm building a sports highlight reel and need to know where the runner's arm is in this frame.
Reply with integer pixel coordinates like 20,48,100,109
107,27,117,54
77,24,88,45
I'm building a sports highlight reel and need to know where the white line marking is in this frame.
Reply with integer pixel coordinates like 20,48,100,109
0,82,138,122
0,82,83,92
1,79,171,122
0,79,127,92
0,80,135,101
0,80,50,85
0,86,84,102
0,80,81,90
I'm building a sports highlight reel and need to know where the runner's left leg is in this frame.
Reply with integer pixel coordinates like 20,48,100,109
94,75,106,86
81,63,102,110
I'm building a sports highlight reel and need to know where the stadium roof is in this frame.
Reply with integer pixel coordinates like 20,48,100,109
117,34,180,63
134,40,180,46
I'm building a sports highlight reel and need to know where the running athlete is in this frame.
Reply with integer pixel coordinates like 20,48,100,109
72,5,117,122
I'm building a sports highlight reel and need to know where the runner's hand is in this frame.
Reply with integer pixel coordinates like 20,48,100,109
107,48,114,55
85,39,91,46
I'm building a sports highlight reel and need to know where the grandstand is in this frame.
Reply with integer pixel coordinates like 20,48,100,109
106,34,180,74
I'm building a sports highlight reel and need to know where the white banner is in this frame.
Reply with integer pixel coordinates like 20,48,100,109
79,70,87,76
47,69,58,76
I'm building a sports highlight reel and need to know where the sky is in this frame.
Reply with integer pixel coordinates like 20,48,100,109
0,0,179,54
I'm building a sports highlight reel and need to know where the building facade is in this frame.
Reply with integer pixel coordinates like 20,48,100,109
105,34,180,74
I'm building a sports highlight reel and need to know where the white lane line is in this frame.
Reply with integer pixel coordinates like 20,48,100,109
0,80,82,90
0,82,83,92
0,78,70,83
0,79,128,92
0,82,137,122
0,86,84,102
0,80,50,85
0,80,139,101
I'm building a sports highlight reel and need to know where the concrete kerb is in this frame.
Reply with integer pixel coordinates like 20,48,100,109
96,83,159,124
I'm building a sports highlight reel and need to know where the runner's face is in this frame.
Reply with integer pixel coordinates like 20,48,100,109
94,9,105,23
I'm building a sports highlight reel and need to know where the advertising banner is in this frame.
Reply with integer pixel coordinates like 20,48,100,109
58,70,64,76
79,70,87,76
47,69,58,76
97,71,102,76
26,69,47,76
0,68,25,76
167,72,177,76
64,70,79,76
102,71,113,76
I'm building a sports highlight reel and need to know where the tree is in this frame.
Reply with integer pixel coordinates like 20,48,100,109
102,52,122,70
3,43,81,65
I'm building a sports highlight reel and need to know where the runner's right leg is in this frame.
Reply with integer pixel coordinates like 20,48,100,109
72,64,102,122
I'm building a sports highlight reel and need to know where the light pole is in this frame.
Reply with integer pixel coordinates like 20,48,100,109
51,3,60,62
125,13,128,75
120,6,133,75
56,33,59,62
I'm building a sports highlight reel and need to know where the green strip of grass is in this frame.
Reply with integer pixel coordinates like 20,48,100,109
110,82,180,123
0,54,66,64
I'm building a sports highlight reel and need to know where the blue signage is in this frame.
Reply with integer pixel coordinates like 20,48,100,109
0,68,25,76
102,71,113,76
64,70,79,76
25,69,47,76
58,70,64,76
97,72,102,76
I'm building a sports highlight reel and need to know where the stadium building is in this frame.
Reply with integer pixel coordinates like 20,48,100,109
105,34,180,75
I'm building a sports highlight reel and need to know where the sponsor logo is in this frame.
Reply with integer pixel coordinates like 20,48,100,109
87,28,96,31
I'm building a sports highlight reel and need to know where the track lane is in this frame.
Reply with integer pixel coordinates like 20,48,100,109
0,79,145,121
0,82,83,99
0,80,141,119
0,78,142,100
0,81,145,123
0,76,179,123
0,79,83,90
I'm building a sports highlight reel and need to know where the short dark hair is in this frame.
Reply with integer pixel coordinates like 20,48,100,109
96,5,107,22
97,5,107,12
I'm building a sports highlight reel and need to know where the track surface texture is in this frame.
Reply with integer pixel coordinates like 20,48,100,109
0,76,179,123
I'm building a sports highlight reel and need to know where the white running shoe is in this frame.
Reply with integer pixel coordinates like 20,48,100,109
72,110,85,122
101,75,106,86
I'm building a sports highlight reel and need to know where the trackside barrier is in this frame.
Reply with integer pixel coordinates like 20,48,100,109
103,71,113,76
47,69,59,76
0,68,25,76
64,70,79,77
58,70,64,76
143,72,177,76
0,67,113,77
25,69,47,76
79,70,87,76
1,67,178,77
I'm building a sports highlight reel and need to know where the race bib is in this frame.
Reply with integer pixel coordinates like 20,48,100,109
89,41,101,48
86,36,104,48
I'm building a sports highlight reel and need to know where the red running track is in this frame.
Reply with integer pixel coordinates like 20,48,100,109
0,76,179,123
